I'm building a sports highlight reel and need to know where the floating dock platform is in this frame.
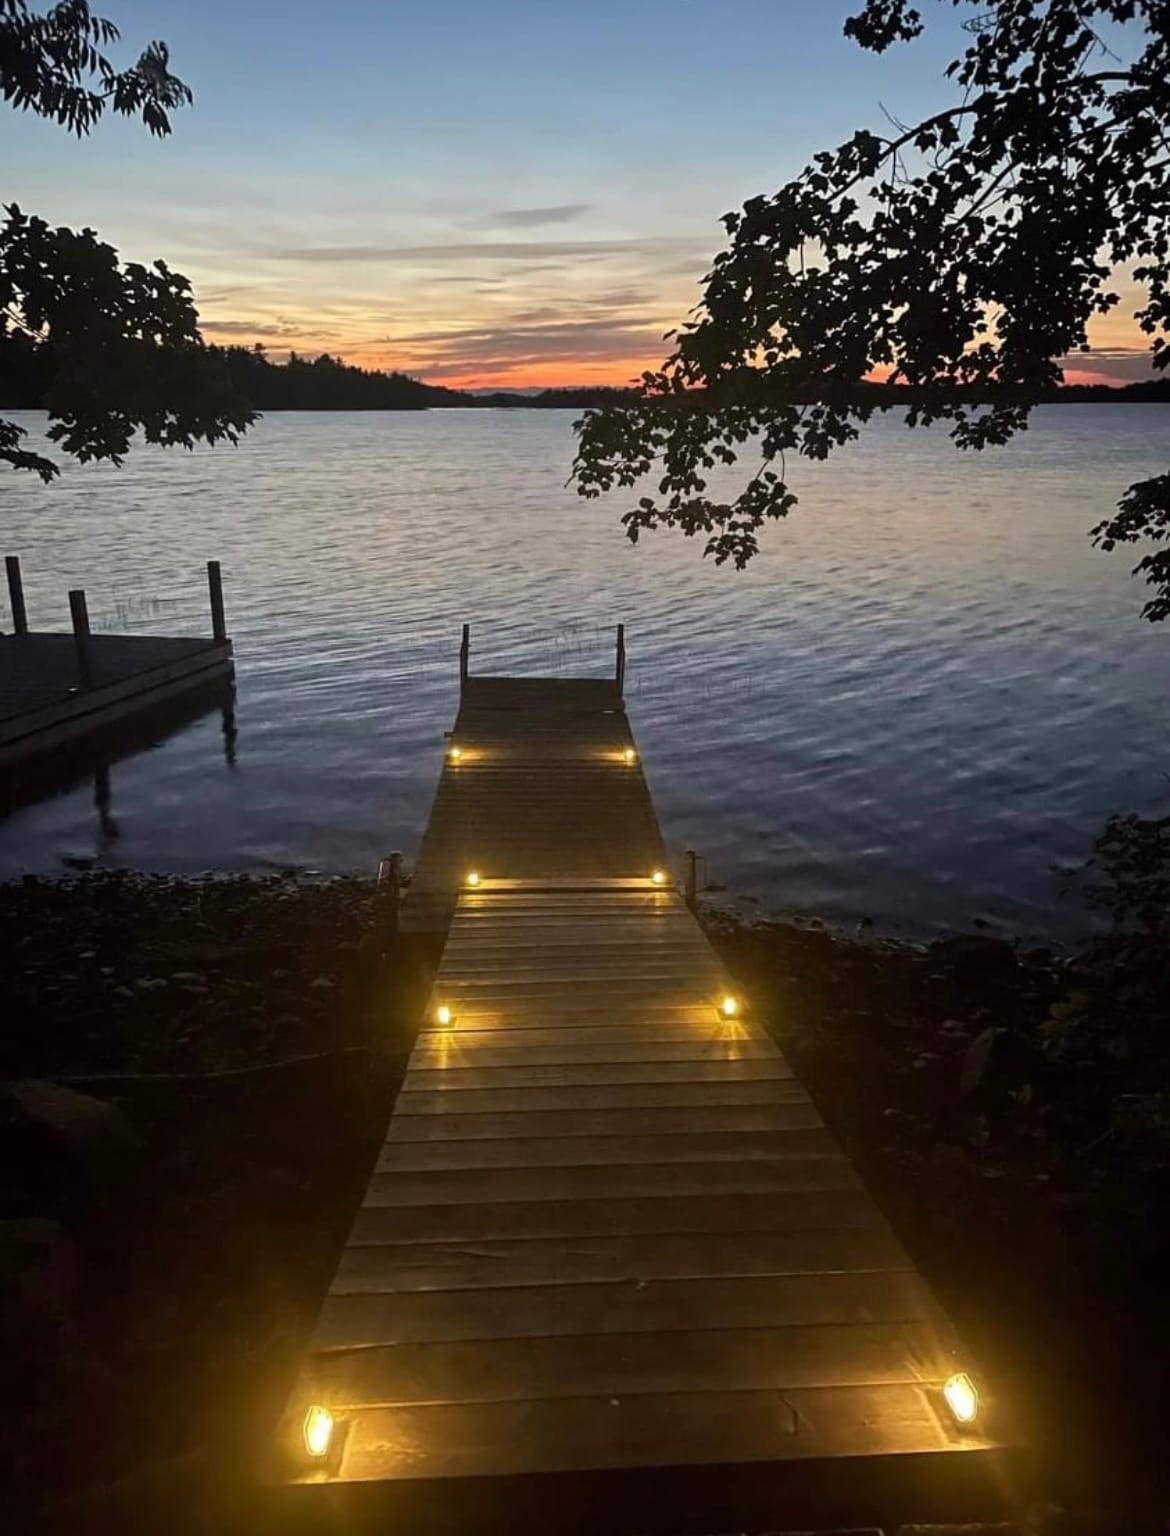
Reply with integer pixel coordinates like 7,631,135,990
0,557,234,784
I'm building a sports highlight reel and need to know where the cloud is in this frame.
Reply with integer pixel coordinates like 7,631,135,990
360,312,670,383
477,204,592,228
200,318,309,338
265,237,709,265
1059,347,1158,384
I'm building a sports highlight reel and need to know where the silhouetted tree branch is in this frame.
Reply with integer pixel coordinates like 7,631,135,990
1,1,253,480
572,0,1170,620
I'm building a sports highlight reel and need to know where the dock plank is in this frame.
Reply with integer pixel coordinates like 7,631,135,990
348,1190,893,1245
335,1384,991,1483
383,1103,822,1139
311,1271,946,1350
332,1226,909,1292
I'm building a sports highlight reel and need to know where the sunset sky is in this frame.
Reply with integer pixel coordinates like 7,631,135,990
6,0,1153,388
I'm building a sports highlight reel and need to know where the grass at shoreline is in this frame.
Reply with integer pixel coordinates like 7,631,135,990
1,871,1167,1531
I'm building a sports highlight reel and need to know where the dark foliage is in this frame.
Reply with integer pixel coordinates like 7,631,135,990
209,346,462,411
573,1,1170,620
0,0,189,136
1074,805,1170,938
1,2,254,480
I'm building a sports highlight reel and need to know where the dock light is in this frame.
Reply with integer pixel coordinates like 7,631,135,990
623,747,637,765
943,1372,979,1426
650,869,666,886
466,870,481,888
303,1404,334,1459
720,995,739,1019
448,745,462,763
435,1004,452,1027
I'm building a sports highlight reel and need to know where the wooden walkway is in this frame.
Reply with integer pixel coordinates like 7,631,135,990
402,673,663,931
276,658,1008,1530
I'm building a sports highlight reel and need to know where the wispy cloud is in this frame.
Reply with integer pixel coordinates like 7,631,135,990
476,204,592,228
265,237,709,265
358,312,670,383
200,318,310,338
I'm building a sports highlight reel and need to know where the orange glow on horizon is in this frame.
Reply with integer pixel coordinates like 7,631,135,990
352,354,661,392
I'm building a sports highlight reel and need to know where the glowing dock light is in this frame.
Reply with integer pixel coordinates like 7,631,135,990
943,1372,979,1426
448,745,463,763
303,1404,334,1458
466,870,481,888
720,995,739,1019
435,1004,452,1027
650,869,666,886
623,748,637,765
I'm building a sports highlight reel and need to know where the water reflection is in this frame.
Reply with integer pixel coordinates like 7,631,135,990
221,698,239,771
93,765,119,849
0,679,238,833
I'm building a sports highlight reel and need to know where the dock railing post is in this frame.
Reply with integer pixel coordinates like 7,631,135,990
378,850,404,939
207,560,227,642
459,624,470,693
615,623,625,698
68,588,93,688
6,556,28,635
684,849,698,912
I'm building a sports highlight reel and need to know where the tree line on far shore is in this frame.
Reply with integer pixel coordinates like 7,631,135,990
3,329,1166,415
0,332,642,413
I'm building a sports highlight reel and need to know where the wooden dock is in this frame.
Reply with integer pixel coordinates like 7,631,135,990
1,557,234,782
274,635,1012,1532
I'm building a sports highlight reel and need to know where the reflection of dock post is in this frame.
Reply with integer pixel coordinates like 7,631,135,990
5,556,28,635
94,765,119,842
207,560,227,642
684,849,698,912
459,624,470,694
221,696,238,768
68,589,93,688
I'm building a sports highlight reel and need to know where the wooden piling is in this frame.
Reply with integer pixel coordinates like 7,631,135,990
459,624,470,692
207,560,227,642
68,589,92,688
378,850,404,938
5,556,28,636
615,622,626,697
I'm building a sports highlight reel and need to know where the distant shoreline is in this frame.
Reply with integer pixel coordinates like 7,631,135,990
5,333,1167,416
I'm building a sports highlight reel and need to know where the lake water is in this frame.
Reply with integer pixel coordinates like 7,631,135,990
1,406,1167,938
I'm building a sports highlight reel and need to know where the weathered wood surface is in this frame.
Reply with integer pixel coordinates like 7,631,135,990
282,678,996,1490
0,632,232,766
401,676,665,932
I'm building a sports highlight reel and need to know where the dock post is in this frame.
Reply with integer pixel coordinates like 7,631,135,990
68,589,93,688
207,560,227,642
5,556,28,635
615,623,626,698
378,850,404,938
459,624,470,693
684,849,698,912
